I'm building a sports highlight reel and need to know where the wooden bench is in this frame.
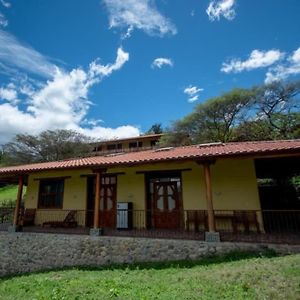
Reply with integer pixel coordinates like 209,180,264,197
20,209,36,226
43,210,78,228
186,210,208,232
232,211,260,233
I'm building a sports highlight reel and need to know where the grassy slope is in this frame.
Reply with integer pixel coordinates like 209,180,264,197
0,185,18,205
0,185,27,205
0,253,299,300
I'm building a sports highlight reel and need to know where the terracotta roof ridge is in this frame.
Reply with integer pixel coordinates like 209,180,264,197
0,139,299,176
224,139,300,146
42,139,300,162
178,139,300,150
62,139,300,162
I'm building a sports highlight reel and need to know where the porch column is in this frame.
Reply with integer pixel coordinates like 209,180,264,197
203,162,216,232
90,168,106,236
9,175,23,232
93,171,101,229
198,160,220,242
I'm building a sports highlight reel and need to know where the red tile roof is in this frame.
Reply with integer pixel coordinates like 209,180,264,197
93,133,163,144
0,140,299,176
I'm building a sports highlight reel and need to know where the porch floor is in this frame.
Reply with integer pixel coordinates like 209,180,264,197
17,226,300,244
22,226,90,235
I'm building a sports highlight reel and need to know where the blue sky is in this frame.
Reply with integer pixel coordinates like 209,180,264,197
0,0,299,144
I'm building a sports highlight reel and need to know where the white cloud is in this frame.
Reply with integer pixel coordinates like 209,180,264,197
0,41,140,144
187,95,199,103
290,47,300,64
0,83,18,104
221,49,284,73
184,85,204,103
0,0,11,8
0,1,10,28
121,25,134,40
89,47,129,78
184,85,203,96
103,0,177,36
206,0,236,21
265,47,300,83
0,29,58,78
0,13,8,28
151,57,173,69
221,47,300,84
80,125,140,141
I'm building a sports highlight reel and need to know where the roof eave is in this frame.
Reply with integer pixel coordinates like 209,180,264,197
0,147,299,178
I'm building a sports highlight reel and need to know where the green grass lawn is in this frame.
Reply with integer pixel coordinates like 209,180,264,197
0,185,26,206
0,253,299,300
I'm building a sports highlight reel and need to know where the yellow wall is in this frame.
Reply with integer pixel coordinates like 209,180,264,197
211,159,263,231
211,159,261,210
98,139,155,153
26,168,90,226
25,158,262,230
121,139,152,150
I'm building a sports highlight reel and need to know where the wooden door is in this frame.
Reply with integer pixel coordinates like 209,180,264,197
99,177,117,228
153,182,180,229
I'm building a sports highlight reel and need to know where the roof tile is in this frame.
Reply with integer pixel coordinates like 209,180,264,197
0,139,299,175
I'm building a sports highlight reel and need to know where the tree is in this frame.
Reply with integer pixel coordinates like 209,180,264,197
232,119,275,141
162,88,255,145
146,123,163,135
253,80,300,138
161,80,300,146
2,130,95,166
158,127,192,147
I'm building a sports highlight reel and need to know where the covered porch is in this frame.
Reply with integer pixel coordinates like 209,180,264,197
14,209,300,244
2,152,300,244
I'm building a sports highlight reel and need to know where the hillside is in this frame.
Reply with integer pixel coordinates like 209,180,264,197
0,185,25,206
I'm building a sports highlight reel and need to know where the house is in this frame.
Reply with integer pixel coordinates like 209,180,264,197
0,139,299,242
91,134,163,154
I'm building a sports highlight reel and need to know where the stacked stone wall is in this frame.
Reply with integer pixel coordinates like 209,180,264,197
0,232,299,277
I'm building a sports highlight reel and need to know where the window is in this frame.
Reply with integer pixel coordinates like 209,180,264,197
129,141,143,149
101,176,116,185
107,144,116,151
107,144,123,151
38,179,64,209
92,145,103,152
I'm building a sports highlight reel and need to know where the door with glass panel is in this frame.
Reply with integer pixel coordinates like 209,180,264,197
99,176,117,228
152,181,180,229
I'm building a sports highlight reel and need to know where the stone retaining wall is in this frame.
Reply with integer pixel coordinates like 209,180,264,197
0,232,299,277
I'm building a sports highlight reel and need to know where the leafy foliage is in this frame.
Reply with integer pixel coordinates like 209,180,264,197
162,80,300,146
252,80,300,137
146,123,164,134
1,130,94,166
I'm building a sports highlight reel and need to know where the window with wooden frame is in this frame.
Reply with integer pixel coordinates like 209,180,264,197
129,141,143,149
107,144,116,151
38,179,64,209
107,144,122,151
